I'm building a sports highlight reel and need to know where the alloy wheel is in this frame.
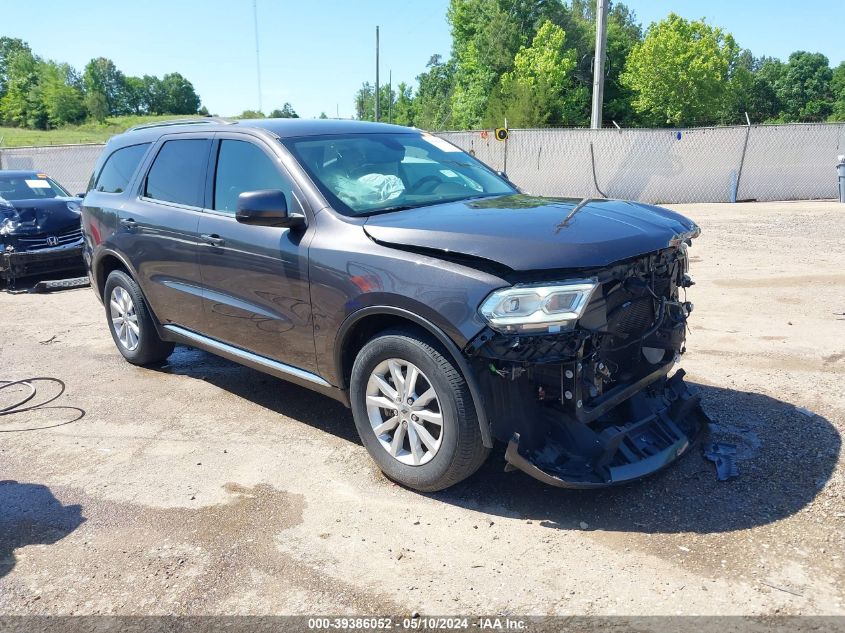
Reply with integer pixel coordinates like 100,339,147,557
365,358,443,466
109,286,140,351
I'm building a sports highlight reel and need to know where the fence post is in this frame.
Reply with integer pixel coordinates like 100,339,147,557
503,118,508,174
733,112,752,202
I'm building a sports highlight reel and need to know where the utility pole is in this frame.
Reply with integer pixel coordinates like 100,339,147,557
253,0,263,114
375,26,380,122
388,70,392,124
590,0,609,129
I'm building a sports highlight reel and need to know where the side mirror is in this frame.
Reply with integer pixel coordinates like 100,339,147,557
235,189,305,228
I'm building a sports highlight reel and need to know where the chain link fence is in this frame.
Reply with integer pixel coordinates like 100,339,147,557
439,122,845,203
1,123,843,203
0,144,103,196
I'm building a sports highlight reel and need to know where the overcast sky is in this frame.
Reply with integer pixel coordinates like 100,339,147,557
4,0,843,118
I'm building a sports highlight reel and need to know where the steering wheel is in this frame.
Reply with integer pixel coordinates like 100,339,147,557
348,163,382,179
407,175,443,195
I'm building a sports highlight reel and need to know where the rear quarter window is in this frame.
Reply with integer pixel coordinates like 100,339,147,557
144,139,211,207
94,143,151,194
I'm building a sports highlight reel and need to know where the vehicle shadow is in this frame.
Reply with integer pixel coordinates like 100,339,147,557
434,383,841,534
152,349,841,535
155,346,359,443
0,481,85,578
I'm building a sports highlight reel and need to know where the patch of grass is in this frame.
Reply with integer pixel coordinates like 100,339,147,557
0,115,194,147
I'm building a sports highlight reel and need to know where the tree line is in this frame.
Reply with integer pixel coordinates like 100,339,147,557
0,37,203,129
354,0,845,130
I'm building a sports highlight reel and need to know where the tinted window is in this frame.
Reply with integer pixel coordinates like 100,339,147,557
214,140,291,213
95,143,150,194
145,139,210,207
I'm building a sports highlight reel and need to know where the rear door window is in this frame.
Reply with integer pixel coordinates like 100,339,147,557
213,139,292,214
145,139,211,207
95,143,150,194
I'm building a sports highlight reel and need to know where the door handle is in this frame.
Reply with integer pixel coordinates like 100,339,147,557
120,218,138,229
200,233,225,247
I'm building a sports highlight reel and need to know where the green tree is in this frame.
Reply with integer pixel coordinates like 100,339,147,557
354,82,374,120
40,61,85,126
744,57,784,122
236,110,265,119
84,91,108,122
0,47,46,128
602,3,643,125
0,37,31,99
831,62,845,121
414,55,455,131
447,0,564,128
141,75,166,114
160,72,200,114
354,82,394,121
393,82,415,127
318,111,328,119
269,102,299,118
621,13,741,126
485,21,584,127
776,51,832,121
83,57,127,116
122,76,147,114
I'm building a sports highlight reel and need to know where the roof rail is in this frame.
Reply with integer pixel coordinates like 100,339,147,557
126,117,236,132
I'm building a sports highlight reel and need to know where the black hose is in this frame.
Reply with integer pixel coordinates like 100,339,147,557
0,377,66,416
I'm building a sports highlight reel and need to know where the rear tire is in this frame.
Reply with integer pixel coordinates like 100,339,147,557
350,326,489,492
103,270,173,365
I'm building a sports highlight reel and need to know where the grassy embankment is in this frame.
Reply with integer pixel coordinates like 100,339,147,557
0,115,191,147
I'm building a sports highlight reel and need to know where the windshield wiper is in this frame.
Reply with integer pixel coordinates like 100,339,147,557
364,204,415,215
363,193,509,217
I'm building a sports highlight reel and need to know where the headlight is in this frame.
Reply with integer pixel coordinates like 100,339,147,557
479,280,598,333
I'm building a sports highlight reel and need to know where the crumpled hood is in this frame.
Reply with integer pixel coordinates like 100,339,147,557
363,195,700,271
0,197,82,237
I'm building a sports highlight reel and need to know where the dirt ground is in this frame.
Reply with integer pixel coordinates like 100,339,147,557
0,200,843,617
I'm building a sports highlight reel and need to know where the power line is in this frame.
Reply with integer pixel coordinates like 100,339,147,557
375,26,380,122
253,0,263,113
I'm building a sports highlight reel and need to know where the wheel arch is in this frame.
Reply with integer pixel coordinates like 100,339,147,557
335,306,493,448
92,249,135,301
95,250,169,342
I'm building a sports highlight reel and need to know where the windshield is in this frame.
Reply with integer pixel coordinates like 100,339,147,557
282,132,515,216
0,174,70,201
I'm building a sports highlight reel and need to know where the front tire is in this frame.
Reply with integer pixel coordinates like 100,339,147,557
103,270,174,365
350,327,489,492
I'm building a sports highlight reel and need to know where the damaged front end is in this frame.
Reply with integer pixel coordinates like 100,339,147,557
466,240,708,488
1,198,85,288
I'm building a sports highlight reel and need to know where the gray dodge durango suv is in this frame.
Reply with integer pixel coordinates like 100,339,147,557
81,118,706,491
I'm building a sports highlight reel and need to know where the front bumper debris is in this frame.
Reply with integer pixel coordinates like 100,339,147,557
467,245,708,488
502,369,708,488
1,244,84,286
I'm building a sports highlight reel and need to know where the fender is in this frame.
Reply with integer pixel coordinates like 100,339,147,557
335,305,493,448
91,246,174,343
90,246,139,302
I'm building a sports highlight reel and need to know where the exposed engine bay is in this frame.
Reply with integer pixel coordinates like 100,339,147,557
465,243,709,487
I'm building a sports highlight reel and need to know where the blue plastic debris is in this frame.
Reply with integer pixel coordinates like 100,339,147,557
703,442,739,481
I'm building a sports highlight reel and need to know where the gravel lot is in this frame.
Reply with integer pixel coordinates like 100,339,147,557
0,201,843,617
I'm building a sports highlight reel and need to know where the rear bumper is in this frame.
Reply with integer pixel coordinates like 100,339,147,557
0,244,85,280
502,369,708,488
